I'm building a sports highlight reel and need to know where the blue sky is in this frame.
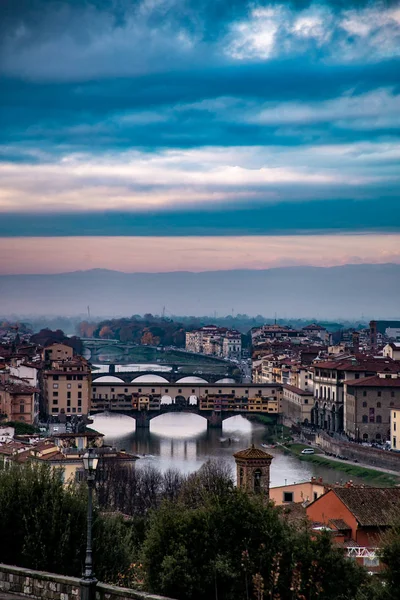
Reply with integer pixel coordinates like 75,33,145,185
0,0,399,272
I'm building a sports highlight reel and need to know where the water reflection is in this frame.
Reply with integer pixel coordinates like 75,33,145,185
90,413,363,486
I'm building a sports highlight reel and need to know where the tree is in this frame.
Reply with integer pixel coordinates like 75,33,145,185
142,479,370,600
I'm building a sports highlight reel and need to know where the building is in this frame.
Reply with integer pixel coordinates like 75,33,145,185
42,342,74,362
185,326,241,359
390,408,400,451
344,373,400,442
306,487,400,569
311,357,399,433
282,384,313,425
302,324,329,342
234,445,273,497
0,379,38,424
42,357,91,418
370,320,400,350
383,342,400,360
270,477,326,506
91,379,283,416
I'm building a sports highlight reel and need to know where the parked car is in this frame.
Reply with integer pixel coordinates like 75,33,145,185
301,448,315,455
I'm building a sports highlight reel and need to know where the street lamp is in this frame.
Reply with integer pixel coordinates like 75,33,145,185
81,448,99,600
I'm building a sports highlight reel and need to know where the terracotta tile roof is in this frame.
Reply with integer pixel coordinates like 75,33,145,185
345,375,400,387
314,358,399,372
329,518,352,531
334,487,400,527
233,444,273,460
284,384,313,396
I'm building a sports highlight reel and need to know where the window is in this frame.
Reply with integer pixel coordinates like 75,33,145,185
19,404,24,413
67,392,71,399
394,436,397,448
67,383,71,389
376,415,382,423
178,389,182,393
192,389,195,393
376,433,381,440
67,375,72,381
53,398,58,405
52,407,58,413
78,384,82,389
152,388,155,393
165,388,169,393
124,388,128,393
377,402,381,408
53,383,58,389
377,391,382,397
355,373,360,379
78,399,82,407
111,388,115,392
363,391,367,397
67,400,71,407
72,407,76,413
245,390,249,395
253,469,262,493
304,399,308,404
362,401,367,407
283,492,293,502
394,422,397,432
218,390,222,394
93,387,96,392
362,415,368,423
138,388,142,392
78,392,82,399
314,492,318,501
53,391,58,397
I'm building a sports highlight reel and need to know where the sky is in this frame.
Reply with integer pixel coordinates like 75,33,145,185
0,0,399,274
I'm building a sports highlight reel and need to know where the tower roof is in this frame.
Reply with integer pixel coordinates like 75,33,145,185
233,444,273,460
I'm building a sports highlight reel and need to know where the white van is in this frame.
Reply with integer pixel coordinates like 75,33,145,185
301,448,315,455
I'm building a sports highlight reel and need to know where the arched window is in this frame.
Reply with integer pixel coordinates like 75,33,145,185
332,391,335,401
376,415,382,423
327,388,330,400
376,433,382,440
377,402,381,408
239,468,244,488
363,433,368,440
253,469,262,493
362,415,368,423
362,401,367,408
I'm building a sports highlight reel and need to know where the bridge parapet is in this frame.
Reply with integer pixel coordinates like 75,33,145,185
0,563,175,600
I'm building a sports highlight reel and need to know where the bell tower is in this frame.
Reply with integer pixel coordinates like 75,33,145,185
233,444,273,498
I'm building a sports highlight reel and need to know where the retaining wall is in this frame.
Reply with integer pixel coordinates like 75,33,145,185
0,565,173,600
316,433,400,472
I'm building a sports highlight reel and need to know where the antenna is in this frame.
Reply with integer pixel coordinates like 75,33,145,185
162,306,165,319
87,305,91,320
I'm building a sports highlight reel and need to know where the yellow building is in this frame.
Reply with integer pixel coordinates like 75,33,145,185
390,408,400,451
269,478,326,506
43,357,91,417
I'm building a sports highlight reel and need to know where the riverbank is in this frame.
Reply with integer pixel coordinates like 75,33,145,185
281,443,400,487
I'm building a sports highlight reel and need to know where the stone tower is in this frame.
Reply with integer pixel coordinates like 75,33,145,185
233,444,273,498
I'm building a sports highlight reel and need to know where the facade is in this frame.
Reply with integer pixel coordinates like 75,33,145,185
43,357,91,417
311,357,399,433
383,343,400,360
185,326,241,359
0,380,38,424
91,380,282,415
42,342,74,362
344,374,400,442
234,445,273,497
282,384,313,425
270,478,325,506
390,408,400,450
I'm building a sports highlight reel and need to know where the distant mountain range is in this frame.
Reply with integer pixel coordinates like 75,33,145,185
0,264,399,319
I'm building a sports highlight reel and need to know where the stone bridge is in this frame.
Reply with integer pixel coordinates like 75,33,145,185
0,564,174,600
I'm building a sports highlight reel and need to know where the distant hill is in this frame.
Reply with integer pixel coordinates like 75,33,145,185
0,264,399,319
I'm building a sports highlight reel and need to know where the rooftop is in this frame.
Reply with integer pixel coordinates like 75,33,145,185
345,375,400,387
334,487,400,527
233,444,273,460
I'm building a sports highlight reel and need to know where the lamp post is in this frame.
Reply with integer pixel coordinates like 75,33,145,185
81,448,99,600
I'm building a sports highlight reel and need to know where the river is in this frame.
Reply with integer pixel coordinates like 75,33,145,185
90,413,363,487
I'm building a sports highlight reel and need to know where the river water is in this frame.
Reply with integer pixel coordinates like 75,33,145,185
90,413,362,487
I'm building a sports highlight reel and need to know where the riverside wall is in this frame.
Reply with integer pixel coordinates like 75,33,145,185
316,433,400,472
